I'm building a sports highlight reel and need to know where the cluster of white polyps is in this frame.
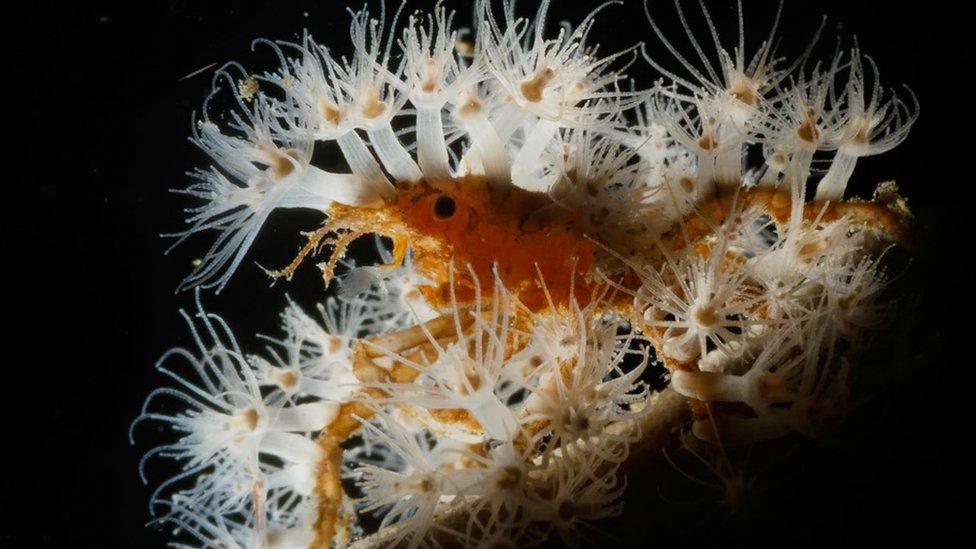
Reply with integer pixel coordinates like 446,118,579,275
137,0,917,546
130,287,381,546
350,277,650,547
133,270,653,546
637,189,892,446
166,0,650,293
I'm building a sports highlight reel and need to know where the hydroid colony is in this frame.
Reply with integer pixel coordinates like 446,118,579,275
132,0,917,546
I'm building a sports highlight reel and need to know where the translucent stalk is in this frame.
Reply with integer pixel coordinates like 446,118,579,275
815,150,858,201
368,124,423,183
416,106,452,181
511,120,558,191
338,131,396,202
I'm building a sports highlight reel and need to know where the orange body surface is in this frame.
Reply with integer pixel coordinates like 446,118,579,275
393,177,599,311
322,176,607,312
310,179,911,318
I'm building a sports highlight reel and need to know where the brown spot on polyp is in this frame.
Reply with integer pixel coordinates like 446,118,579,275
361,94,387,119
240,407,259,431
697,134,718,151
520,67,556,102
796,119,820,143
319,101,342,127
458,94,483,118
277,371,298,389
729,80,758,106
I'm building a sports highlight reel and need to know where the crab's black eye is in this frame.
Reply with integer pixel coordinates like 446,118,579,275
433,195,456,219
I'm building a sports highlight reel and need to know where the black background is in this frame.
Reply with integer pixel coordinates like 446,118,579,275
8,0,969,546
